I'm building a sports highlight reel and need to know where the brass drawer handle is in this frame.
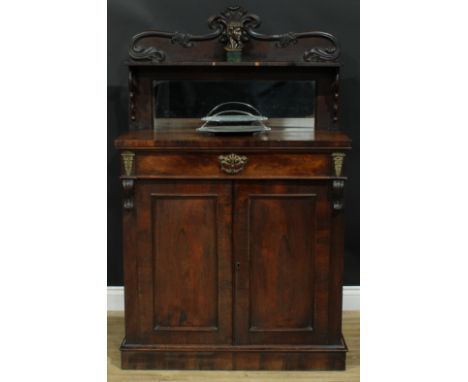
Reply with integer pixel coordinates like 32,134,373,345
218,154,248,174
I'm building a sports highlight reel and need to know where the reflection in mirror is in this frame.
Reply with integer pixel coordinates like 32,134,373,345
153,80,316,130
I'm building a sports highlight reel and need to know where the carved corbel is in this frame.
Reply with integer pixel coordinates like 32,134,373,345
121,151,136,210
332,179,345,211
122,179,135,210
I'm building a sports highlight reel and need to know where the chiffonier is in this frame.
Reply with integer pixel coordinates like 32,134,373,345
115,6,351,370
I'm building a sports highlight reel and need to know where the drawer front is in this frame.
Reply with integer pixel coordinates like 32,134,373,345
124,152,338,178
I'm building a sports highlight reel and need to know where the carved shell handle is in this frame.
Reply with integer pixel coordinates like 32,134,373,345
218,153,248,174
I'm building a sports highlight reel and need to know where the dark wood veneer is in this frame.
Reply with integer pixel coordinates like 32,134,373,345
116,8,350,370
120,340,347,370
115,126,351,149
116,129,350,368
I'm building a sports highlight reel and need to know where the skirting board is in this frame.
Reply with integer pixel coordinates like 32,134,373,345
107,286,360,311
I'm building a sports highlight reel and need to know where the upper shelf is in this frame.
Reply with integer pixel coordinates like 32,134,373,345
126,60,340,67
127,6,340,66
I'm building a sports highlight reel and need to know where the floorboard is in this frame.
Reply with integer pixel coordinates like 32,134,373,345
108,311,360,381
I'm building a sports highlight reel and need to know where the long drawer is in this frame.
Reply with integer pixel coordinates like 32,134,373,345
120,151,346,179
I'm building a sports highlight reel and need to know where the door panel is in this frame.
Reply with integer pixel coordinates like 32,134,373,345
153,196,218,330
135,181,232,344
249,194,315,332
234,182,331,345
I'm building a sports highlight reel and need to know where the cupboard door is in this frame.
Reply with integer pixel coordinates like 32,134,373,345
134,181,232,344
233,181,332,345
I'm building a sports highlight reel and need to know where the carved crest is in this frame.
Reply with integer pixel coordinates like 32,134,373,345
209,6,258,52
128,6,340,63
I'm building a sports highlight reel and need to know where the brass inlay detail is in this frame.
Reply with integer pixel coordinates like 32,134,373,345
331,153,346,177
218,153,248,174
121,151,135,176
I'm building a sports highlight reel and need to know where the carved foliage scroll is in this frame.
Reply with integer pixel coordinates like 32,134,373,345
128,6,340,63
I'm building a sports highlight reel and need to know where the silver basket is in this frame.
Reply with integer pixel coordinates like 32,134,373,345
197,102,271,133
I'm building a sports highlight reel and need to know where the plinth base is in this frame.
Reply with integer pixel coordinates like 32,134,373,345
120,337,347,370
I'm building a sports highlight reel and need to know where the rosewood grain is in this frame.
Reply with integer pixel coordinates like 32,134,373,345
116,8,351,370
133,181,232,345
115,126,351,149
121,341,347,370
134,152,331,179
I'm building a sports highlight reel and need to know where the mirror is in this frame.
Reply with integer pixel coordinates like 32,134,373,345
153,80,316,130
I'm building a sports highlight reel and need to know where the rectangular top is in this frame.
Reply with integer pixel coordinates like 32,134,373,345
115,127,351,150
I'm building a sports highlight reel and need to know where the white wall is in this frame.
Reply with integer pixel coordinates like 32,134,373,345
107,286,360,311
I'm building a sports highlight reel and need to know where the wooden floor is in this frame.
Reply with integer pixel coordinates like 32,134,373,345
108,311,360,381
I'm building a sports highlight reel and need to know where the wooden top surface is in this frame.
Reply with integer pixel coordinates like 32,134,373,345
115,124,351,150
127,61,340,68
